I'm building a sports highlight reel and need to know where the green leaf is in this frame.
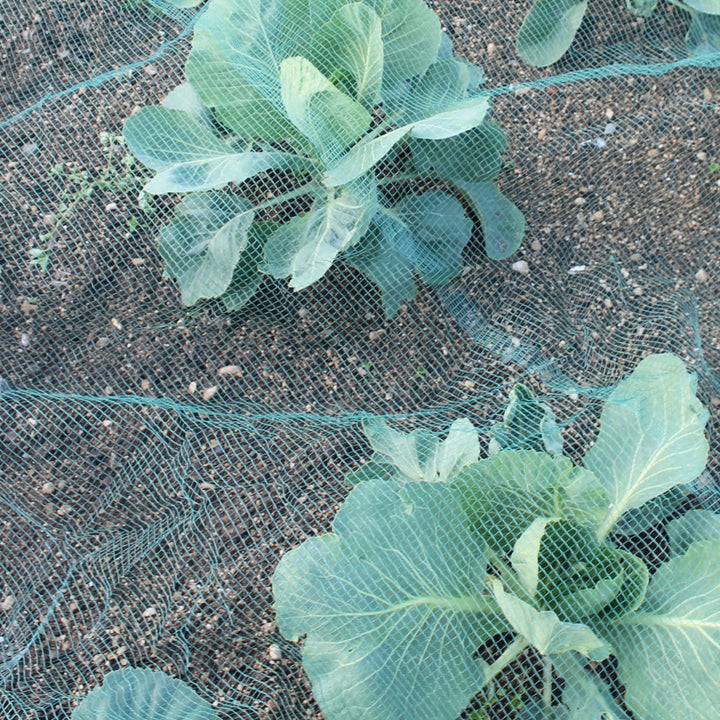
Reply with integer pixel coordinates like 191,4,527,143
552,653,631,720
157,192,253,306
273,479,502,720
264,177,377,289
405,58,476,119
456,451,609,554
324,97,490,186
488,384,563,456
585,354,709,541
625,0,659,18
666,509,720,557
345,460,395,487
608,539,720,720
509,519,648,623
686,11,720,54
490,579,611,660
516,0,589,67
345,190,472,312
324,127,410,186
360,417,479,483
184,0,322,142
611,486,685,537
453,181,526,260
71,667,217,720
366,0,441,86
394,191,472,286
220,221,275,311
309,3,384,109
125,107,309,194
533,521,648,622
161,83,213,127
511,517,556,597
684,0,720,14
279,56,371,158
411,121,508,184
346,214,418,318
125,106,225,169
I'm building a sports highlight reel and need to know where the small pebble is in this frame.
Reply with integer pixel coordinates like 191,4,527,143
143,64,157,76
142,607,157,618
589,210,604,222
531,240,542,252
218,365,242,377
41,482,55,495
604,298,613,309
20,333,30,347
140,379,150,391
568,265,587,275
604,123,616,135
630,253,642,262
111,318,122,331
486,42,497,57
202,385,219,401
511,260,529,274
188,381,197,394
605,108,614,119
199,482,216,491
703,87,713,102
574,197,586,206
368,330,384,341
695,268,709,283
268,644,282,661
2,595,15,611
633,286,644,296
131,258,145,266
21,142,39,156
105,202,118,212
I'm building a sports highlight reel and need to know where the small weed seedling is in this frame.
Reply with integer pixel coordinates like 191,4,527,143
31,133,151,273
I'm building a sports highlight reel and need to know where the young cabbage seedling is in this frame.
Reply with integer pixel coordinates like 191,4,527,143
273,353,717,720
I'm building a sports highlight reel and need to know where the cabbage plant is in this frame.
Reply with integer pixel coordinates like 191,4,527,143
517,0,720,66
273,353,719,720
124,0,524,317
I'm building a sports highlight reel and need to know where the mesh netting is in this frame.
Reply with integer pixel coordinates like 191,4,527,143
1,0,720,718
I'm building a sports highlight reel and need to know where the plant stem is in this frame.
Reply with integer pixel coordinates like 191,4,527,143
376,173,425,186
487,549,534,605
542,655,553,710
484,636,529,686
252,180,318,213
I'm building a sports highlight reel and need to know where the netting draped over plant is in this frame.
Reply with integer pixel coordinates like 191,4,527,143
1,0,719,718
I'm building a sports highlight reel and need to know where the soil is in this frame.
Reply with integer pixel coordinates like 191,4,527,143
1,1,719,719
